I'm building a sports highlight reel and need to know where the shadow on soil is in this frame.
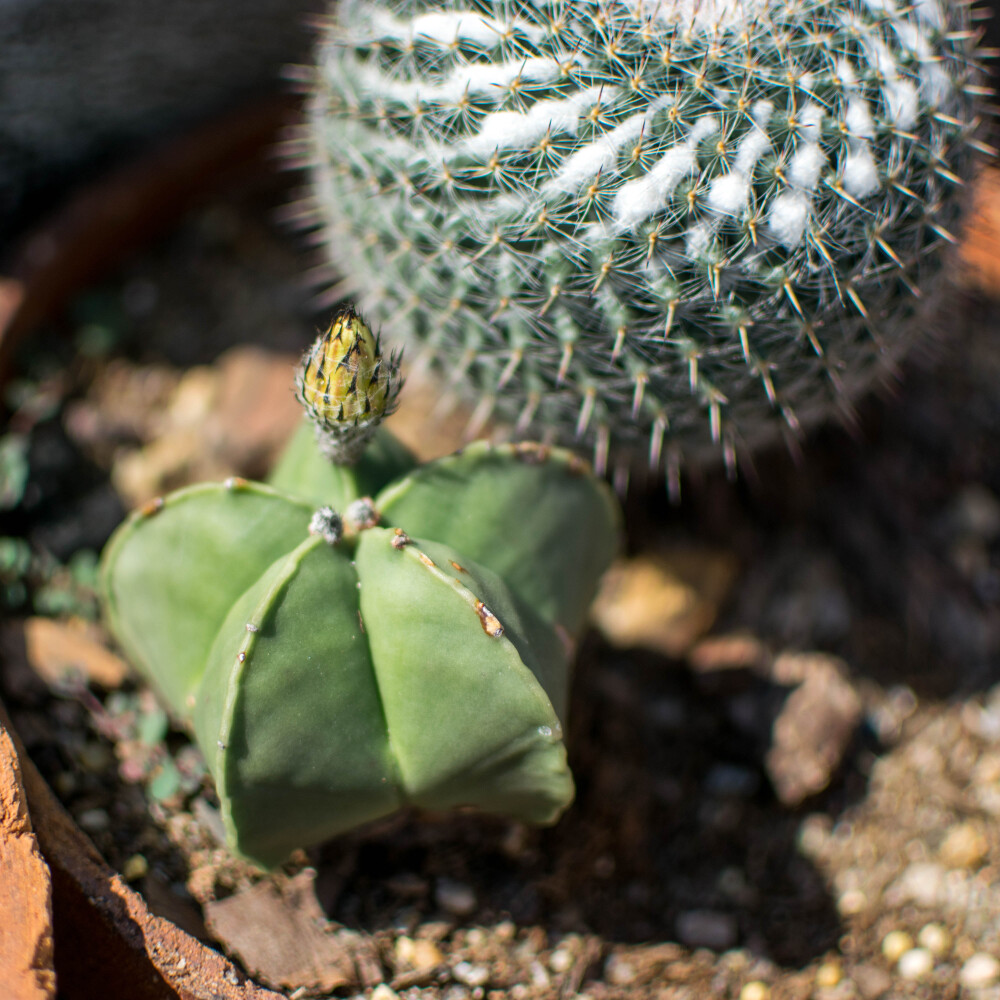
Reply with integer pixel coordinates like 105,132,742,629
312,638,854,968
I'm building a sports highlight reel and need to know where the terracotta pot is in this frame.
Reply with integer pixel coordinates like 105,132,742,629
0,699,280,1000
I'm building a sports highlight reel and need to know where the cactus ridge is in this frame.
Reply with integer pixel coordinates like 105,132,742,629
99,479,316,716
304,0,983,472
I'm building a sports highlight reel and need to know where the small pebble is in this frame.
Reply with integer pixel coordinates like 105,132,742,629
704,763,759,798
852,963,892,1000
797,814,832,858
122,854,148,882
529,961,551,989
881,931,914,964
939,822,989,870
837,889,867,915
494,921,516,942
53,771,77,797
960,954,1000,988
604,955,636,986
78,742,113,773
436,878,477,917
917,922,952,956
371,986,400,1000
395,937,444,970
897,948,934,981
676,909,738,951
953,484,1000,540
739,982,770,1000
549,948,573,974
452,962,490,988
890,862,946,907
77,808,110,832
815,960,842,987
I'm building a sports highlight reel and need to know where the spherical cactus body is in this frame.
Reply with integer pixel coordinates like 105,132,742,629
302,0,984,473
100,439,619,867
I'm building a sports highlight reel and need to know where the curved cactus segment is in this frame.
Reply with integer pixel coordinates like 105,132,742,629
99,482,312,718
194,536,402,867
355,530,573,825
376,442,620,635
268,419,417,508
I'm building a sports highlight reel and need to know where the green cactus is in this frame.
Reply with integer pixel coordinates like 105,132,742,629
299,0,985,477
99,312,619,867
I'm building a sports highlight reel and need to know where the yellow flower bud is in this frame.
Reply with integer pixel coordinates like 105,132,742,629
295,306,401,465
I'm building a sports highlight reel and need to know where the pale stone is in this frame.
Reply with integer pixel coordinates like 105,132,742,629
917,923,952,956
739,981,770,1000
815,961,842,987
960,954,1000,988
881,931,914,964
897,948,934,981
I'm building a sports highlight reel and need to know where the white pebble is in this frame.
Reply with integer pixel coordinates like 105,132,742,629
77,808,110,832
604,955,636,985
676,909,738,951
371,986,399,1000
435,878,477,916
549,948,573,973
740,982,770,1000
961,953,1000,988
452,961,489,987
916,922,951,956
881,930,913,963
898,948,934,980
837,888,867,915
889,862,946,907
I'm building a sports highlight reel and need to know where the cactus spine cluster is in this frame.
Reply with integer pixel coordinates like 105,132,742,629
299,0,985,476
100,311,619,867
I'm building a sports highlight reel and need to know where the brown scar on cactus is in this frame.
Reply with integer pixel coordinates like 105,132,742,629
139,497,164,517
512,443,550,465
475,601,504,638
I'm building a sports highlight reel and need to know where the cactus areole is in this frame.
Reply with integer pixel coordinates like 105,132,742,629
99,315,620,866
302,0,983,475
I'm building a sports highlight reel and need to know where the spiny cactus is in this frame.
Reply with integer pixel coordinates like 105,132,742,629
99,312,619,866
297,0,986,480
